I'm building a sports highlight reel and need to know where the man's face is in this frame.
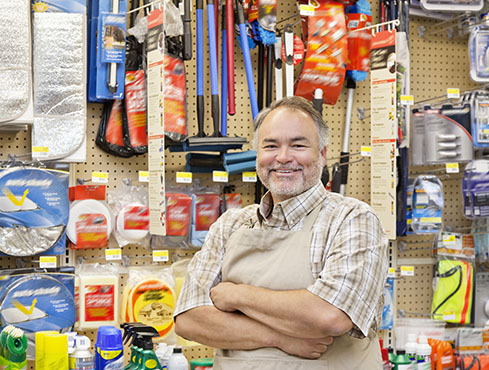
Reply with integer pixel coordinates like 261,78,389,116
256,107,327,204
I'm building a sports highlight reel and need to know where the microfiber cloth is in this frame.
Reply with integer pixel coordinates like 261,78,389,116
0,0,31,124
32,12,86,160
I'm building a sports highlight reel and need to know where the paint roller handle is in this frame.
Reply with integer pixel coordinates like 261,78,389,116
182,0,192,60
236,0,259,119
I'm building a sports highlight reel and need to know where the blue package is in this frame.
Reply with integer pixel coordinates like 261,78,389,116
0,167,69,256
470,26,489,83
471,92,489,148
380,278,394,330
464,159,489,218
411,175,443,234
32,0,86,13
0,268,75,333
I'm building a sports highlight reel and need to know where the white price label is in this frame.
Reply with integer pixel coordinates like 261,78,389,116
387,268,396,278
105,248,122,261
39,256,57,268
32,146,50,158
176,172,192,184
92,172,109,184
445,163,459,173
153,250,169,262
443,314,456,321
400,95,414,106
447,88,460,99
139,171,149,182
299,4,315,15
442,235,456,246
400,266,415,276
213,171,229,183
242,171,257,182
361,146,371,157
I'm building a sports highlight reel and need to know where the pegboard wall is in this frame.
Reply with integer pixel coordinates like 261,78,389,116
0,0,479,366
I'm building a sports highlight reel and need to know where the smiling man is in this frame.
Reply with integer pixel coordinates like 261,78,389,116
174,96,388,370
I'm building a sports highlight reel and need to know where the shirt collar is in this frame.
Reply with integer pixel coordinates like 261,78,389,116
257,182,327,228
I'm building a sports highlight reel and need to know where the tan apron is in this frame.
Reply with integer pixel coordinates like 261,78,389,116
213,204,383,370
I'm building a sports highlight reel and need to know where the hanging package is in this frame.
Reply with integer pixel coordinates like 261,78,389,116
421,0,483,12
463,160,489,218
469,26,489,83
0,167,69,256
411,175,443,234
96,100,134,157
32,2,87,161
191,191,220,247
470,91,489,148
0,0,32,125
0,268,75,333
432,259,474,324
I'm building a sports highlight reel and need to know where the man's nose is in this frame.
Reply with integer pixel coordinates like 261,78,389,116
276,146,292,162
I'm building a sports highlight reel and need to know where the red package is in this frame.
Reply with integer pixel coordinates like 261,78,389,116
345,12,372,72
295,1,347,105
195,194,220,231
84,284,115,322
224,193,243,210
76,213,108,248
166,193,192,236
123,205,149,230
163,54,188,141
125,70,148,151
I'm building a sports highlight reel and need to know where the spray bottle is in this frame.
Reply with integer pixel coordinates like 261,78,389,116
134,332,163,370
69,335,95,370
4,327,27,370
121,323,160,370
0,326,15,370
95,326,123,370
415,335,431,370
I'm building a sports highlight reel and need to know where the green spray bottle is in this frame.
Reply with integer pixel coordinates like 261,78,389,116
0,326,15,370
4,328,27,370
134,332,162,370
122,324,161,370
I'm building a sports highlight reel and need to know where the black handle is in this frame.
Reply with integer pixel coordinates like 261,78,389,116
257,44,264,111
182,0,192,60
266,45,274,107
340,152,349,185
211,94,221,136
197,95,205,137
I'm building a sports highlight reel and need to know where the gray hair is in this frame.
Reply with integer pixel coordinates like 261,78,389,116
252,96,329,150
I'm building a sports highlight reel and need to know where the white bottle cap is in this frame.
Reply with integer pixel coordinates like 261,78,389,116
66,332,77,354
75,335,91,350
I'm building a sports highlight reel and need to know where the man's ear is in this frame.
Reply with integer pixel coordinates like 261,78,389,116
320,147,327,167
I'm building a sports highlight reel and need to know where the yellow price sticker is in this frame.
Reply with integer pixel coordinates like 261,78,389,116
445,163,459,174
443,235,456,245
39,256,57,268
92,172,109,183
153,250,169,262
400,266,414,276
32,146,49,158
176,172,192,184
242,172,257,182
299,4,315,15
387,268,396,278
105,249,122,261
400,95,414,105
361,146,371,157
138,171,149,182
213,171,229,183
447,88,460,99
420,217,442,223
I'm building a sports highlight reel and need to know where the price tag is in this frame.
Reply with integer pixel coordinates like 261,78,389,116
213,171,229,183
92,172,109,184
242,171,257,182
361,146,371,157
443,234,456,246
387,268,396,278
299,4,315,15
139,171,149,182
443,314,456,321
447,88,460,99
153,250,169,262
446,163,459,173
420,217,442,223
400,266,415,276
105,248,122,261
39,256,57,269
400,95,414,106
32,146,50,158
176,172,192,184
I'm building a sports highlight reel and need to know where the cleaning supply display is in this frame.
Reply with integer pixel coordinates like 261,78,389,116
77,262,119,330
32,0,87,161
432,259,474,324
0,0,32,125
120,267,176,343
428,338,455,370
69,335,95,370
0,268,75,333
108,181,149,248
295,1,347,105
121,323,161,370
0,167,69,256
168,347,188,370
95,326,123,370
411,104,473,166
392,349,412,370
4,327,28,370
67,199,114,248
411,175,443,234
132,332,163,370
405,333,417,363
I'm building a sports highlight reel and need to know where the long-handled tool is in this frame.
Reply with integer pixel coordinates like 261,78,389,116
221,5,228,136
226,0,235,115
182,0,192,60
274,30,283,101
236,0,258,119
284,25,294,97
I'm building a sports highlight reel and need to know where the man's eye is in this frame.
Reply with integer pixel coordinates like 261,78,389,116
263,145,277,149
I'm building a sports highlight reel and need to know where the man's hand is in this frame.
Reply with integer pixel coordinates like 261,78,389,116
278,335,334,359
210,282,240,312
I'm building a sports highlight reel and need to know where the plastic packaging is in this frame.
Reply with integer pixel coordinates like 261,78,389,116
69,335,95,370
415,336,431,370
77,262,120,330
411,175,443,234
168,347,188,370
95,326,123,370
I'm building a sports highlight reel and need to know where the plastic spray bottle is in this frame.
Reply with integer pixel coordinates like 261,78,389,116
0,326,15,369
415,336,431,370
121,323,160,370
69,335,95,370
134,332,162,370
95,326,123,370
392,349,412,370
405,333,417,364
5,327,27,370
167,348,188,370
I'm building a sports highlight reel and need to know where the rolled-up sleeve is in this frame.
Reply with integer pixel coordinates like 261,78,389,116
307,206,388,337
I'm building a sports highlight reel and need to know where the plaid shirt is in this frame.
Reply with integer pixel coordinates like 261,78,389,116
175,182,389,338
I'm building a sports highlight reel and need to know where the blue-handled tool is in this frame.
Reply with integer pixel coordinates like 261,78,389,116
196,0,205,137
236,0,258,119
207,0,220,137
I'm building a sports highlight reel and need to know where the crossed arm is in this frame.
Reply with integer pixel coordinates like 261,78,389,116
174,283,352,359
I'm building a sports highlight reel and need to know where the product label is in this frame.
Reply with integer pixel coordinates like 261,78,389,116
224,193,242,210
76,213,108,248
163,55,187,137
131,279,175,338
84,284,115,322
195,194,220,231
125,70,148,148
99,350,122,360
123,206,150,230
105,100,125,147
281,35,305,65
145,359,158,369
166,193,192,236
69,356,95,370
101,14,126,64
